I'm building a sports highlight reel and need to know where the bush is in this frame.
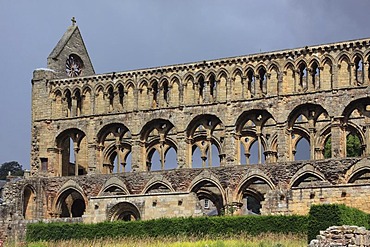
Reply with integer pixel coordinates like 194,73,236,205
26,215,308,242
307,204,369,243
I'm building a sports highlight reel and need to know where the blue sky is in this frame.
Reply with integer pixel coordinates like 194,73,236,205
0,0,369,169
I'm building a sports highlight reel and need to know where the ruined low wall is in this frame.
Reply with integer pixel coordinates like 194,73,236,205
309,225,370,247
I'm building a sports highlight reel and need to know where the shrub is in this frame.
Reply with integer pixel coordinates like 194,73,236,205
26,215,308,242
307,204,369,243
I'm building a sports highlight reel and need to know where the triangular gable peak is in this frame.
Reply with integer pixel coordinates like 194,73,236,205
47,20,95,79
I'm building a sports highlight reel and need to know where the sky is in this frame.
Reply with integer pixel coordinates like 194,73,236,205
0,0,369,170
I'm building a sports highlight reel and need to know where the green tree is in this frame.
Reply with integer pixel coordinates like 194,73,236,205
0,161,24,180
323,134,362,159
347,133,362,157
324,137,331,159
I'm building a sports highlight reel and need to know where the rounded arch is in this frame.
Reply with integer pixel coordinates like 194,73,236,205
342,97,370,122
140,118,175,141
289,165,326,188
186,114,224,138
23,184,36,220
96,122,131,144
98,177,130,196
235,109,275,134
235,171,274,215
287,103,328,128
142,180,174,194
54,181,87,218
236,171,275,201
108,202,141,221
189,173,226,216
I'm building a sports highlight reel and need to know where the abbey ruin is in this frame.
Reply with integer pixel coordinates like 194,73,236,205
2,21,370,238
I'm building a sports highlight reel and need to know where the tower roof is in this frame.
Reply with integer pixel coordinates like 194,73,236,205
47,18,95,79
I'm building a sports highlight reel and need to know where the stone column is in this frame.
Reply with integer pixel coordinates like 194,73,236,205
331,64,338,89
71,96,77,117
331,116,345,158
74,145,79,176
114,91,121,112
363,62,369,85
131,135,144,171
276,123,289,162
277,72,283,96
226,78,232,103
176,132,187,168
223,126,237,166
364,117,370,156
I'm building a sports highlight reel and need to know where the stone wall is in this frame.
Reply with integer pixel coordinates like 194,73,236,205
309,225,370,247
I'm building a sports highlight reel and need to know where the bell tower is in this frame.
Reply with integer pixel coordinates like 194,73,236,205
47,17,95,79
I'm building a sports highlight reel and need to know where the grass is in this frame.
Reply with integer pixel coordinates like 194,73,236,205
9,233,306,247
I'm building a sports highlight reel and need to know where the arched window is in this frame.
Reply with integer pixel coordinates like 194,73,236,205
163,80,169,105
294,137,310,161
298,63,307,92
118,84,124,110
247,70,254,96
310,61,320,90
354,56,363,85
107,86,114,112
152,80,159,108
198,76,205,103
64,90,72,117
209,74,216,100
258,67,267,95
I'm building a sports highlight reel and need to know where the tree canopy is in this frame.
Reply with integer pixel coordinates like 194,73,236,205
0,161,24,180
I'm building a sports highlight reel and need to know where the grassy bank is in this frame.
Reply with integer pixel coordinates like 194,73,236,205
13,233,305,247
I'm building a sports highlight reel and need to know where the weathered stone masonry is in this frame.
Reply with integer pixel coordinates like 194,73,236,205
3,22,370,237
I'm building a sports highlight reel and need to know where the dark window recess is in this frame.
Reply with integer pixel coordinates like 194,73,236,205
41,158,48,171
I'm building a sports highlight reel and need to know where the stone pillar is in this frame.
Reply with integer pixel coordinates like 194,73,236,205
363,62,369,85
176,132,187,168
131,135,143,171
114,91,121,112
186,137,193,168
223,126,237,166
47,147,59,176
255,75,261,97
364,117,370,156
331,64,339,89
207,138,212,167
235,134,241,165
277,72,283,96
309,124,316,160
331,116,345,158
73,144,79,176
276,123,289,162
226,78,232,103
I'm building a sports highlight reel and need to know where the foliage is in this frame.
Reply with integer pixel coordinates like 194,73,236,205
323,137,331,159
323,134,362,159
307,204,369,243
26,215,308,242
0,161,23,179
347,133,362,157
